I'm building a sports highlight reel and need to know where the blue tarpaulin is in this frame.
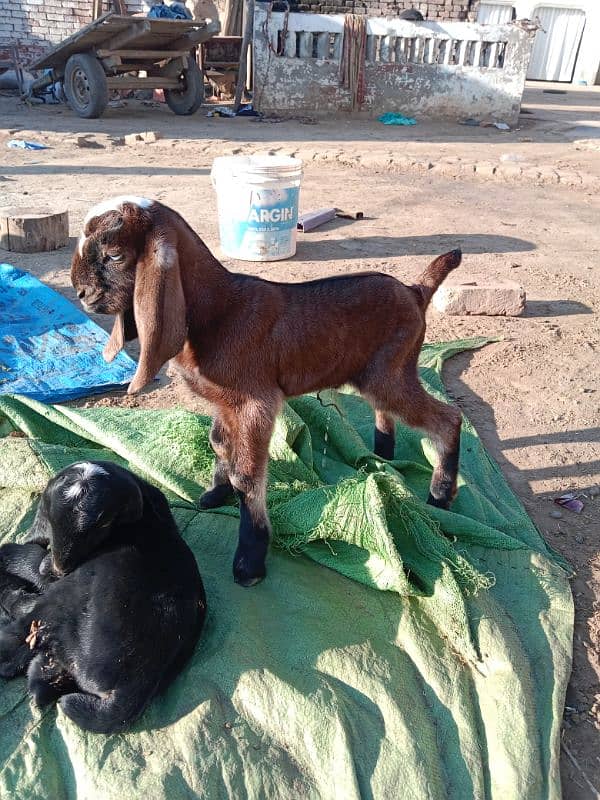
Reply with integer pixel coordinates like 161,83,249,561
0,263,137,403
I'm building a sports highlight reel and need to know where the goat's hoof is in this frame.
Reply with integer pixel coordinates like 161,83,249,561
199,484,234,510
426,493,451,510
233,556,266,588
234,573,265,588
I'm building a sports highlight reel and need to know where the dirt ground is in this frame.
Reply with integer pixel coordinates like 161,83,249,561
1,83,599,798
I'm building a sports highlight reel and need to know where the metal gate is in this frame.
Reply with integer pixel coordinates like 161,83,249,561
526,6,586,81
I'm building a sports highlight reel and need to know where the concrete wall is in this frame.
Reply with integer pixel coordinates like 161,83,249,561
254,8,535,122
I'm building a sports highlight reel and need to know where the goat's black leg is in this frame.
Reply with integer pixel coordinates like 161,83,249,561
27,654,64,707
426,433,461,509
228,398,280,586
233,491,270,587
368,367,462,509
199,416,235,509
0,619,34,678
374,410,396,460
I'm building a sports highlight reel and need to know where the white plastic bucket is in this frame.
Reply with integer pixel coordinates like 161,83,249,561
211,155,302,261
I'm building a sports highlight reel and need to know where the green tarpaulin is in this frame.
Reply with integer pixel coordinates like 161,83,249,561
0,339,572,800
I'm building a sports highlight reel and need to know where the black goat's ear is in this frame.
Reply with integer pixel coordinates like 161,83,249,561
116,480,144,524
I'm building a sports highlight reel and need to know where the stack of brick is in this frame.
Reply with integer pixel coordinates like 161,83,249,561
293,0,478,20
0,0,145,68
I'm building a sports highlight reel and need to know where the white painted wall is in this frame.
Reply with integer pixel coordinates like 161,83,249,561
478,0,600,84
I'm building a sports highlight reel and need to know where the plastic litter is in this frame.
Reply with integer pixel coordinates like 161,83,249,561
460,118,481,126
494,122,511,131
147,2,190,19
237,104,259,117
7,139,49,150
378,113,417,126
207,104,258,118
207,106,236,118
554,493,584,514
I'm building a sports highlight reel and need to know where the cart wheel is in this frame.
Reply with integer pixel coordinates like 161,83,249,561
164,59,204,116
64,53,108,119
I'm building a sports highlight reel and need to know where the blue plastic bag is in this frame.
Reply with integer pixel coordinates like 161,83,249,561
7,139,50,150
0,264,137,403
377,113,417,126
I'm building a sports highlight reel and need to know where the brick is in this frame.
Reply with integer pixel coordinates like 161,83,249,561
433,277,526,316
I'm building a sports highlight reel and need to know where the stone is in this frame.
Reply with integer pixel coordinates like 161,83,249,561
497,163,523,180
550,510,563,519
432,276,526,316
413,159,434,171
65,135,101,148
474,161,497,178
537,168,560,185
124,133,144,146
556,170,582,186
393,156,417,170
141,130,162,143
431,160,460,177
360,154,391,170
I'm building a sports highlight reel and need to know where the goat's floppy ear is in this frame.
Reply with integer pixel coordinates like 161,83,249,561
115,478,144,524
128,239,187,395
103,309,138,362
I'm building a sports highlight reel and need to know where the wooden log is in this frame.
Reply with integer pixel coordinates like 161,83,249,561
0,207,69,253
106,76,181,89
233,0,254,113
96,48,190,59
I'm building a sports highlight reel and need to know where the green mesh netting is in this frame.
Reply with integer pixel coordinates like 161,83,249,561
0,338,573,800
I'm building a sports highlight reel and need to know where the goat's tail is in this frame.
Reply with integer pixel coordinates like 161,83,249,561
412,248,462,310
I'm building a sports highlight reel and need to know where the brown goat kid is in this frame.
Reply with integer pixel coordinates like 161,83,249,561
71,198,463,587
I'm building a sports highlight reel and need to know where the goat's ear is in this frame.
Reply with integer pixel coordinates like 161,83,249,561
103,309,138,362
128,239,186,395
115,479,144,524
103,313,125,362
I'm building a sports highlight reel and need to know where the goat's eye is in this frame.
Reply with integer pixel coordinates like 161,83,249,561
107,253,122,262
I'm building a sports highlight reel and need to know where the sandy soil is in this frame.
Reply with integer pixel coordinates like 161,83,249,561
1,84,599,798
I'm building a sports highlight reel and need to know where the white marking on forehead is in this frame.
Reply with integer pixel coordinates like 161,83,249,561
83,196,153,226
78,233,87,256
76,462,109,479
64,481,85,502
62,463,109,503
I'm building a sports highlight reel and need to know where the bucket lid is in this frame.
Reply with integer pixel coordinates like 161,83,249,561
211,154,302,180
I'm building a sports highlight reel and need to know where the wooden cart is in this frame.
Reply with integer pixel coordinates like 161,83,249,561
29,11,220,119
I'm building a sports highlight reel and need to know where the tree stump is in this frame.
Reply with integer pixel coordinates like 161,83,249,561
0,207,69,253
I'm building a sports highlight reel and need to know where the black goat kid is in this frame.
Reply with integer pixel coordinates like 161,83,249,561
0,461,206,734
